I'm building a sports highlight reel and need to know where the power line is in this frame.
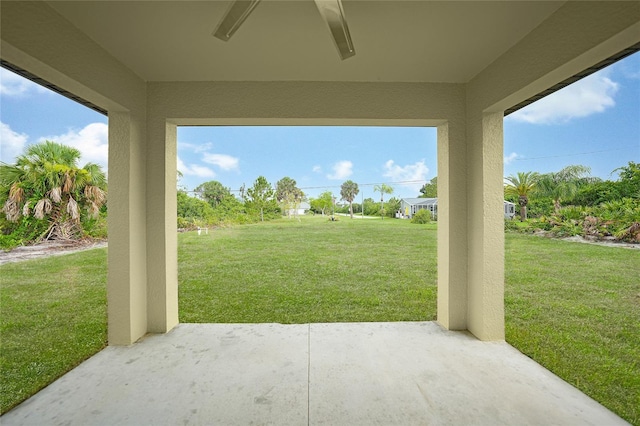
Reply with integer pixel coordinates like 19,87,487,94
296,179,427,191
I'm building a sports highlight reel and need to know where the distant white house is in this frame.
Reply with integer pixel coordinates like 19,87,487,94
286,201,310,217
503,201,516,219
399,198,515,219
399,198,438,219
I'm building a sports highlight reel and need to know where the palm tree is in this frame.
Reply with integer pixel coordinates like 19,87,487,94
0,140,107,241
373,183,394,219
504,172,537,221
536,165,591,214
340,180,359,219
276,176,300,218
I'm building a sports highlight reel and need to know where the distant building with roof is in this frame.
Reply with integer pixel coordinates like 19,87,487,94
286,201,310,217
399,198,515,219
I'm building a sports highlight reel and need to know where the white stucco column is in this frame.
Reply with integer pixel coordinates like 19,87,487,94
436,120,468,331
107,112,148,345
466,111,505,340
146,118,179,333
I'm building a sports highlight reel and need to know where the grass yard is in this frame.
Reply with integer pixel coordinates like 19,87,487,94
178,216,437,323
1,216,638,423
0,249,107,414
504,234,640,425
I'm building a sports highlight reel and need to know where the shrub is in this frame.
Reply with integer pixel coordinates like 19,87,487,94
82,212,108,239
411,209,432,224
0,216,49,250
504,219,520,231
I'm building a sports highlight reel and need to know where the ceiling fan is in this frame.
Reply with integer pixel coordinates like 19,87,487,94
213,0,356,60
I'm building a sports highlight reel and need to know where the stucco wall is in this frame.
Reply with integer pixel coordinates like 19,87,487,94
1,1,150,345
2,0,638,343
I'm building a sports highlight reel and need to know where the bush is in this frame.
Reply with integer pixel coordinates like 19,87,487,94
525,197,554,218
0,216,49,250
82,213,108,239
504,219,520,231
411,209,432,224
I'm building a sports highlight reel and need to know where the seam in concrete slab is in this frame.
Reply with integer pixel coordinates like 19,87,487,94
307,323,311,426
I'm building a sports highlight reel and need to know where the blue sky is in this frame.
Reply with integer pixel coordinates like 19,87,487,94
1,52,638,201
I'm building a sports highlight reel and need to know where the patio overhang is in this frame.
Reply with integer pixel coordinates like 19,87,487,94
1,0,639,344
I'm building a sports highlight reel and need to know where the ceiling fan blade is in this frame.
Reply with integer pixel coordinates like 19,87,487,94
213,0,262,41
314,0,355,60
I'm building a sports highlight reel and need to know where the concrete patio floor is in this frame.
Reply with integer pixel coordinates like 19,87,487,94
2,322,627,426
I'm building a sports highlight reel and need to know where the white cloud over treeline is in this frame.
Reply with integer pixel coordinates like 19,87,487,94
327,160,353,180
382,160,429,192
0,122,28,163
177,141,240,184
383,160,428,182
508,71,619,124
1,121,109,171
504,152,520,165
41,123,109,170
177,156,216,178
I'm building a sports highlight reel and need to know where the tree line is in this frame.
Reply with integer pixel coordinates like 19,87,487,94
179,177,400,227
504,162,639,242
3,141,637,247
177,176,301,228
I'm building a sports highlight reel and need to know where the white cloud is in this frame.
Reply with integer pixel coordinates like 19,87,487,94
177,156,216,178
327,160,353,180
312,165,322,173
383,160,429,191
202,153,239,170
508,72,619,124
40,122,108,169
181,141,214,153
0,68,49,97
504,152,520,165
0,122,28,163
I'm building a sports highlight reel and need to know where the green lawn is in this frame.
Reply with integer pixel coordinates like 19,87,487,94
178,216,437,323
1,216,638,423
0,249,107,414
505,234,640,425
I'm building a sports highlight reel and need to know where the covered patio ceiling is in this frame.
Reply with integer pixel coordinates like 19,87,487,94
47,0,566,83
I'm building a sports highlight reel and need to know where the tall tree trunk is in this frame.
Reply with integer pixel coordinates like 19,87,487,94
520,206,527,222
39,201,81,242
518,196,528,222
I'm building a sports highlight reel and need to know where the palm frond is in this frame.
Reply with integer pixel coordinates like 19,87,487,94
0,163,24,189
34,198,52,220
82,163,107,188
22,201,31,217
2,199,21,222
49,186,62,203
26,140,81,168
67,195,80,221
8,183,25,205
84,185,107,206
87,201,100,218
62,171,74,194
